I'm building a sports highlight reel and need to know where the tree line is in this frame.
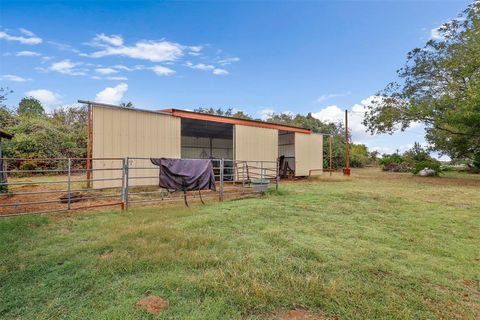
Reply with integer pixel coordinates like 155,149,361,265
193,107,379,169
363,2,480,171
0,93,378,171
0,90,87,170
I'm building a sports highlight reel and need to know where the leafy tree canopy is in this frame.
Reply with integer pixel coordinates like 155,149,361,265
363,3,480,165
18,97,45,117
193,107,253,120
119,101,134,108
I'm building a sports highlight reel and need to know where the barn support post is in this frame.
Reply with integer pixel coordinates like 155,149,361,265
219,158,224,201
67,158,72,210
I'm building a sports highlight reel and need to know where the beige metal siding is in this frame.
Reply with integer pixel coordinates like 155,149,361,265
294,133,323,176
181,136,233,159
235,125,278,179
92,106,181,188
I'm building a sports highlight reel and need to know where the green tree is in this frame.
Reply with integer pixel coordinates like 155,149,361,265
363,2,480,168
350,143,369,168
403,142,430,163
119,101,134,108
0,87,16,128
18,97,45,117
265,112,351,169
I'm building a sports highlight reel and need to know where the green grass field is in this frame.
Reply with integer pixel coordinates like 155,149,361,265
1,168,479,319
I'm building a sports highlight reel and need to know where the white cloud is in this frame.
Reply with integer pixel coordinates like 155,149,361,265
47,41,80,53
312,98,372,142
0,29,42,45
95,83,128,105
188,46,203,55
185,62,215,71
312,105,344,123
213,68,229,75
83,37,184,62
189,46,202,52
107,76,128,81
19,28,35,36
312,95,423,143
430,27,443,40
217,57,240,65
150,65,175,76
16,50,41,57
95,67,118,75
257,108,275,120
0,74,31,82
93,33,124,47
113,64,145,71
316,92,350,103
26,89,61,106
49,59,85,76
429,17,465,41
185,62,229,75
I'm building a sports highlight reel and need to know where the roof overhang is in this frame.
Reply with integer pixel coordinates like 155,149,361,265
161,109,311,134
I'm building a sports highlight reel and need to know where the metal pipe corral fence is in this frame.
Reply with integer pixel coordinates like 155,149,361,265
0,157,279,217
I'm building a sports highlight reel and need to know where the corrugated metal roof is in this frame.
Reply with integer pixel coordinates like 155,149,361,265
160,109,312,134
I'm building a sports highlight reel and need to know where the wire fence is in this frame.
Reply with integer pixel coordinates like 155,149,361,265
0,157,279,217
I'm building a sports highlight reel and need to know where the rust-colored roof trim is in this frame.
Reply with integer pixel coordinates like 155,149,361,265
160,109,312,134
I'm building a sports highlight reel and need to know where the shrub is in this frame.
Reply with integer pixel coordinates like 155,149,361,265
473,151,480,170
383,163,410,172
412,159,442,175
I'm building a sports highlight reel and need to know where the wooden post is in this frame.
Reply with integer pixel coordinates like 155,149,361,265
343,110,351,176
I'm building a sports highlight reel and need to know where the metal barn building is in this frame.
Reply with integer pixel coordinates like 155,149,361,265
88,102,323,188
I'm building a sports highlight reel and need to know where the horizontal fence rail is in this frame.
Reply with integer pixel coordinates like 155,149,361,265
0,157,279,217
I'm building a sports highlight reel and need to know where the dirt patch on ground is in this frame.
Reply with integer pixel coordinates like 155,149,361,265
134,295,168,315
0,175,257,217
99,250,113,259
264,308,334,320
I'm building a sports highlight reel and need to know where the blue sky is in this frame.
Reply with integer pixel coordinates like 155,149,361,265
0,0,472,156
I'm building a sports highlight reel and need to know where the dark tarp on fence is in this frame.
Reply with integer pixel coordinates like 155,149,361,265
150,158,216,192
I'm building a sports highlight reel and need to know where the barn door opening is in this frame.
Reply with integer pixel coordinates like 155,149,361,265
278,130,295,178
180,118,233,159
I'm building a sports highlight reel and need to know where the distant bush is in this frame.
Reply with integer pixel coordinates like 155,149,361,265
412,159,442,175
380,153,404,167
473,151,480,170
383,163,410,172
380,153,410,172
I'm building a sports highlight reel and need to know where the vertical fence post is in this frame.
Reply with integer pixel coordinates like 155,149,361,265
219,158,224,201
124,157,129,210
242,161,245,192
120,158,126,210
276,159,279,191
261,161,264,180
67,158,72,210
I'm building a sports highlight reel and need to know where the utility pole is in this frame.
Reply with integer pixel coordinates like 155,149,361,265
343,110,351,176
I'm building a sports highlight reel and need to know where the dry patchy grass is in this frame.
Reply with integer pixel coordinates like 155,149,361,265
0,168,479,319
